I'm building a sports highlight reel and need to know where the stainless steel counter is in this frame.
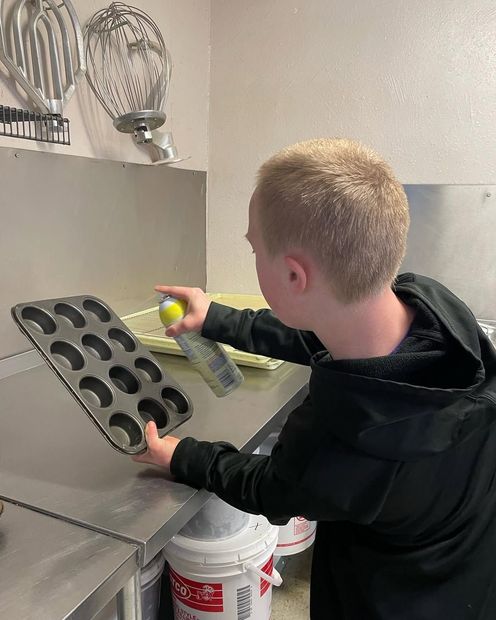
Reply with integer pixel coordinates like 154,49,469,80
0,501,138,620
0,350,309,564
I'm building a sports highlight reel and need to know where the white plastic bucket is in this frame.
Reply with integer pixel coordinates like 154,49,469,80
276,516,317,557
163,514,281,620
93,552,166,620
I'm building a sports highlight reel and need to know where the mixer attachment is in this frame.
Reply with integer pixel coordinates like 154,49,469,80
85,2,183,163
0,0,85,117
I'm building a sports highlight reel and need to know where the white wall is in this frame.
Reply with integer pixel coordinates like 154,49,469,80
207,0,496,294
0,0,210,170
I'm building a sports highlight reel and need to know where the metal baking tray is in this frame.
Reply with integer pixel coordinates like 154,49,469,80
11,295,193,455
122,293,285,371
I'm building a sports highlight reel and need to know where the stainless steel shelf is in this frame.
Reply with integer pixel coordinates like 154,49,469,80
0,501,138,620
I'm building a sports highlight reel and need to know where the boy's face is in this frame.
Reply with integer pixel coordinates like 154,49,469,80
246,192,293,325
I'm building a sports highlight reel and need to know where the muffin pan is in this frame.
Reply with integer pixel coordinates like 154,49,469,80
11,295,193,455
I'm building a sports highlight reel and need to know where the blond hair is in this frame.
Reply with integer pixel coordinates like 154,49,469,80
256,138,409,304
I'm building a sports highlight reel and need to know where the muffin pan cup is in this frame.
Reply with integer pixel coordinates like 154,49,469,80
11,295,193,455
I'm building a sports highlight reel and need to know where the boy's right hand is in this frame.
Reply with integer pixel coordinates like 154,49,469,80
155,285,211,337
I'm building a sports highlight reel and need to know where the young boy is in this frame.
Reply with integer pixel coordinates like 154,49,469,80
133,139,496,619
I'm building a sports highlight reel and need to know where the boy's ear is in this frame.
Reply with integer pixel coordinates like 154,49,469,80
284,255,308,293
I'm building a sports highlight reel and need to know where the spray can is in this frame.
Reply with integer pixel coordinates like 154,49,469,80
158,295,244,397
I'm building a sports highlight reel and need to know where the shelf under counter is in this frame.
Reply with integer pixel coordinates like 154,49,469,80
0,500,138,620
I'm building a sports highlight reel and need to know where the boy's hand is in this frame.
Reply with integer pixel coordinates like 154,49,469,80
131,421,180,472
155,285,211,337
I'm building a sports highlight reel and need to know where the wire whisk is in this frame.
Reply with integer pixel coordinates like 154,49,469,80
85,2,172,145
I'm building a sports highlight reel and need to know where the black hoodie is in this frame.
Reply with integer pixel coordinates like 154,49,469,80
171,273,496,619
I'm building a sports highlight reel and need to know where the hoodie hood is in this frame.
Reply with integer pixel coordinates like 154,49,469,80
310,273,496,461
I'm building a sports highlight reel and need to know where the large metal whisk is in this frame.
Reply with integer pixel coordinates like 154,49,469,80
85,2,180,161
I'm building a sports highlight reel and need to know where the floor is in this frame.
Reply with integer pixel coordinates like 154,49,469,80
272,546,313,619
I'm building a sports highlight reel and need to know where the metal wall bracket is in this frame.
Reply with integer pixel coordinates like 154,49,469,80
0,104,70,144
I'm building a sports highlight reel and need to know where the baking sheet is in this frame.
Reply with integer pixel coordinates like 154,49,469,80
122,293,285,370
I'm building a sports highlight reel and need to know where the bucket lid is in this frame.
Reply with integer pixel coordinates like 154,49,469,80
164,514,278,567
179,496,250,542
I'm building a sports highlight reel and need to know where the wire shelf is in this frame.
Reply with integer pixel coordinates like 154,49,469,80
0,105,71,145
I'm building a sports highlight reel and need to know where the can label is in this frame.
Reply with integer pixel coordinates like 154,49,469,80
158,295,244,397
174,332,243,395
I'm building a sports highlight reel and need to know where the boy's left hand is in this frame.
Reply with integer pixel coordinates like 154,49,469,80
131,421,180,473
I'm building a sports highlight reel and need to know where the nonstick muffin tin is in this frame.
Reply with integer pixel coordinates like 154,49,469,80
11,295,193,455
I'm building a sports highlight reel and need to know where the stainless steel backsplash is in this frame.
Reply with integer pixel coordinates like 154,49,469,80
0,155,493,361
0,148,206,359
402,185,495,320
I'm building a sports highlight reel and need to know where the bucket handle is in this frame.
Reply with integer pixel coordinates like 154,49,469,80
245,562,283,587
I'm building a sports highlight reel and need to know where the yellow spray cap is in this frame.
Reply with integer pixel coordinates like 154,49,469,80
158,295,188,327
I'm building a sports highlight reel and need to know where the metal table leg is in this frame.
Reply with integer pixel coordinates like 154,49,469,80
117,572,142,620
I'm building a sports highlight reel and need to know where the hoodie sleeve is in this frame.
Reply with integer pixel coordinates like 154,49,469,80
170,397,401,525
201,302,324,365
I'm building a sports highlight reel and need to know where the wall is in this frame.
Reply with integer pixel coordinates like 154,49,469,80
207,1,496,294
0,0,210,170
